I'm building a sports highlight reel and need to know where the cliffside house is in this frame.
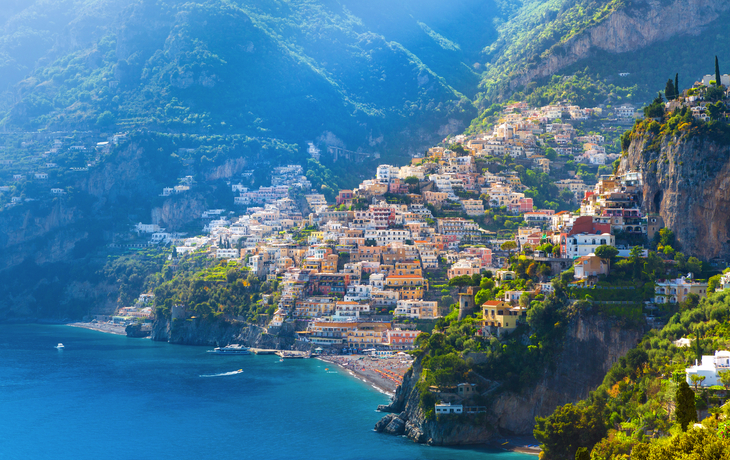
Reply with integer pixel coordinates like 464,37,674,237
685,350,730,387
573,254,608,279
435,402,463,415
654,276,708,304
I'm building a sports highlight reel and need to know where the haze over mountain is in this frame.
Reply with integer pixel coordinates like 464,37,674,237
2,0,730,319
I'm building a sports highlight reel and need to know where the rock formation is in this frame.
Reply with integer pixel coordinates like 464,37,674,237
508,0,730,91
619,129,730,260
375,314,642,445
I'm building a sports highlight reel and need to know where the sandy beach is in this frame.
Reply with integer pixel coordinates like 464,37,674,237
67,322,128,336
318,354,413,395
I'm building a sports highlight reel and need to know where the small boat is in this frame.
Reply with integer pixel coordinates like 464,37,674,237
55,343,64,349
207,344,251,355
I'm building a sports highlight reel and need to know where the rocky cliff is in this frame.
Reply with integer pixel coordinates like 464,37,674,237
619,127,730,260
509,0,729,91
375,314,642,445
151,315,307,350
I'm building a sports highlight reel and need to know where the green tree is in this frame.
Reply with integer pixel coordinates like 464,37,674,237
594,245,619,272
474,288,494,306
689,373,705,390
719,369,730,389
643,93,665,119
96,110,115,127
675,73,679,97
675,380,697,431
715,55,722,87
707,101,724,121
519,292,530,308
575,447,590,460
534,403,606,459
501,241,518,255
664,78,676,100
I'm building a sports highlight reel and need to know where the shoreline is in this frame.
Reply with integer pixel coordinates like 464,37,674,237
320,356,542,456
317,355,406,396
62,325,540,455
66,322,129,336
489,437,542,456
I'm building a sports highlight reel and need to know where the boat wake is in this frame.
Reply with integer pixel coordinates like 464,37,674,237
199,369,243,377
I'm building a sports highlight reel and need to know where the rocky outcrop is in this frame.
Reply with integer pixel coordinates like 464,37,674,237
151,315,306,350
151,193,207,229
509,0,729,91
619,130,730,260
375,314,642,445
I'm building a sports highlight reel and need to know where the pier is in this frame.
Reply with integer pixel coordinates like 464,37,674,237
248,348,309,358
249,348,277,355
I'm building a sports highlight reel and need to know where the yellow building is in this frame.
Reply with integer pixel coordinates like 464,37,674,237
302,257,322,272
481,301,526,332
393,261,422,277
294,297,336,318
655,277,708,305
346,321,392,347
321,254,339,273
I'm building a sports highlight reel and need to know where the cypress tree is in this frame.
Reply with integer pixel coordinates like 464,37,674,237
664,79,676,100
715,56,721,87
675,73,679,97
675,380,697,431
575,447,590,460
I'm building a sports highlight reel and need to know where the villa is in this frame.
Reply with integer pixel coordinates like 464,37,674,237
685,350,730,387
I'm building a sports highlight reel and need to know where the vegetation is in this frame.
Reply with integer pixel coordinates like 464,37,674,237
535,290,730,458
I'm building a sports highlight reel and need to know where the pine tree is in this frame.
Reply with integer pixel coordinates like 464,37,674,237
675,73,679,97
675,380,697,431
664,79,676,100
715,56,721,87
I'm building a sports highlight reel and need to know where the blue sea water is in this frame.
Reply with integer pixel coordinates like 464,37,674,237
0,325,534,460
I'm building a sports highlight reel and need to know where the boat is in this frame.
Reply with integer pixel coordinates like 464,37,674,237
55,343,64,349
207,344,251,355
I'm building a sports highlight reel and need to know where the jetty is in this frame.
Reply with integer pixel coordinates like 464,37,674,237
249,348,277,355
276,350,308,359
248,348,309,358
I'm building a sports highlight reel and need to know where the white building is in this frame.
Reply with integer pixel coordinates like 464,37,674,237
616,104,636,118
720,272,730,291
393,300,439,319
435,402,463,415
344,284,372,302
376,165,400,183
363,229,411,246
216,248,240,259
685,350,730,387
563,233,615,259
135,223,162,234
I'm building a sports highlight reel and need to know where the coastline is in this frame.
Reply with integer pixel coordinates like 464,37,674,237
320,356,542,456
66,322,128,336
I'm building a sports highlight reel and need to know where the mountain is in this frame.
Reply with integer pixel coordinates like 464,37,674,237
0,0,508,157
471,0,730,120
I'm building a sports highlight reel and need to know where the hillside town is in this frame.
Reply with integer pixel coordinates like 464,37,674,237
111,98,727,356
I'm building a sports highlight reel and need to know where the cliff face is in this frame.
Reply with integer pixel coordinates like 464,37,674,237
376,314,642,445
151,315,302,350
511,0,729,91
619,131,730,260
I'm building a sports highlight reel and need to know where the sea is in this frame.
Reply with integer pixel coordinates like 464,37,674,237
0,324,534,460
